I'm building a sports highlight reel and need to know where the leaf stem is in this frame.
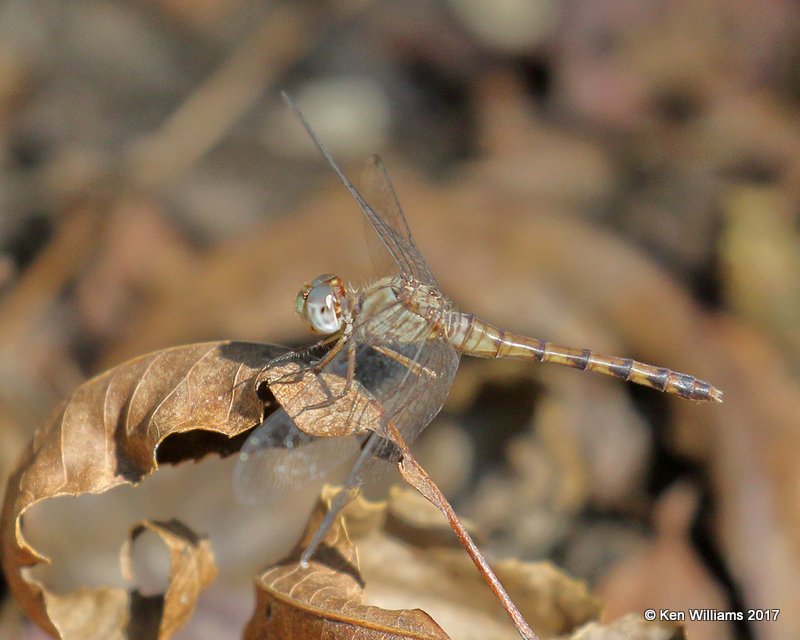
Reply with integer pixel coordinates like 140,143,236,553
386,422,539,640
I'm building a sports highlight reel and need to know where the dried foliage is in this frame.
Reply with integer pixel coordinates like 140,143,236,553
246,488,683,640
0,337,685,639
245,493,450,640
2,1,800,639
1,342,283,638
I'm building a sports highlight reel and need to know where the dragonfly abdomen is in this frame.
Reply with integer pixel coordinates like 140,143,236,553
445,313,722,402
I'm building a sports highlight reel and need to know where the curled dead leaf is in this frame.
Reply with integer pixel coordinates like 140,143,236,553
1,341,285,639
1,338,688,640
246,489,449,639
262,361,380,438
249,487,604,640
26,517,217,639
120,519,217,639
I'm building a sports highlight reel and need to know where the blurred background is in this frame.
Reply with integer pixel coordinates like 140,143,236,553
1,1,799,639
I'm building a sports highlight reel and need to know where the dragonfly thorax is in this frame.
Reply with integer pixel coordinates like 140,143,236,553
353,275,451,344
296,274,349,334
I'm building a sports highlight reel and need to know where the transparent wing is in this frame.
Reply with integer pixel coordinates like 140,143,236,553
283,92,437,285
366,340,458,442
300,271,461,444
358,154,438,286
233,407,360,506
294,334,460,565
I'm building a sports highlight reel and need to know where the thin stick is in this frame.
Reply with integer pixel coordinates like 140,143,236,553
385,422,539,640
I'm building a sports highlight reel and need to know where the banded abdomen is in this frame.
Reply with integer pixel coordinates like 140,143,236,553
443,312,722,402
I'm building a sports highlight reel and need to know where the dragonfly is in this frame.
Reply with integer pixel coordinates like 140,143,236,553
234,92,723,570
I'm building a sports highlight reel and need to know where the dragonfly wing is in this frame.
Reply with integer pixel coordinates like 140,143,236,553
261,333,459,461
261,306,460,562
233,407,360,506
282,93,436,285
289,336,460,565
359,155,438,286
361,337,460,447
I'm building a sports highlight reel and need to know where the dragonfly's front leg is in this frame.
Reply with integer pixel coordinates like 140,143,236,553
265,333,345,387
298,338,358,412
228,338,340,395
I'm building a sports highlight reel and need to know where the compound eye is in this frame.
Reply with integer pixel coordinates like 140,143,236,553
304,284,341,334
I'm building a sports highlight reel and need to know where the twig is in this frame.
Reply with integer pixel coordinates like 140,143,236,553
386,422,539,640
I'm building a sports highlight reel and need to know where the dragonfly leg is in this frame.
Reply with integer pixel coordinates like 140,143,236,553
246,333,345,393
297,339,358,413
276,333,340,363
266,334,346,388
370,344,438,379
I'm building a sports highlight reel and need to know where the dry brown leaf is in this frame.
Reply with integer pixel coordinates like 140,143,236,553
263,361,379,438
246,493,450,639
34,517,216,640
258,360,600,639
692,316,800,636
1,340,286,639
248,487,605,640
121,519,217,639
720,184,800,360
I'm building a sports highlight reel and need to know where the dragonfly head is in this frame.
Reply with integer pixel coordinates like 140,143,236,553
295,274,347,334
